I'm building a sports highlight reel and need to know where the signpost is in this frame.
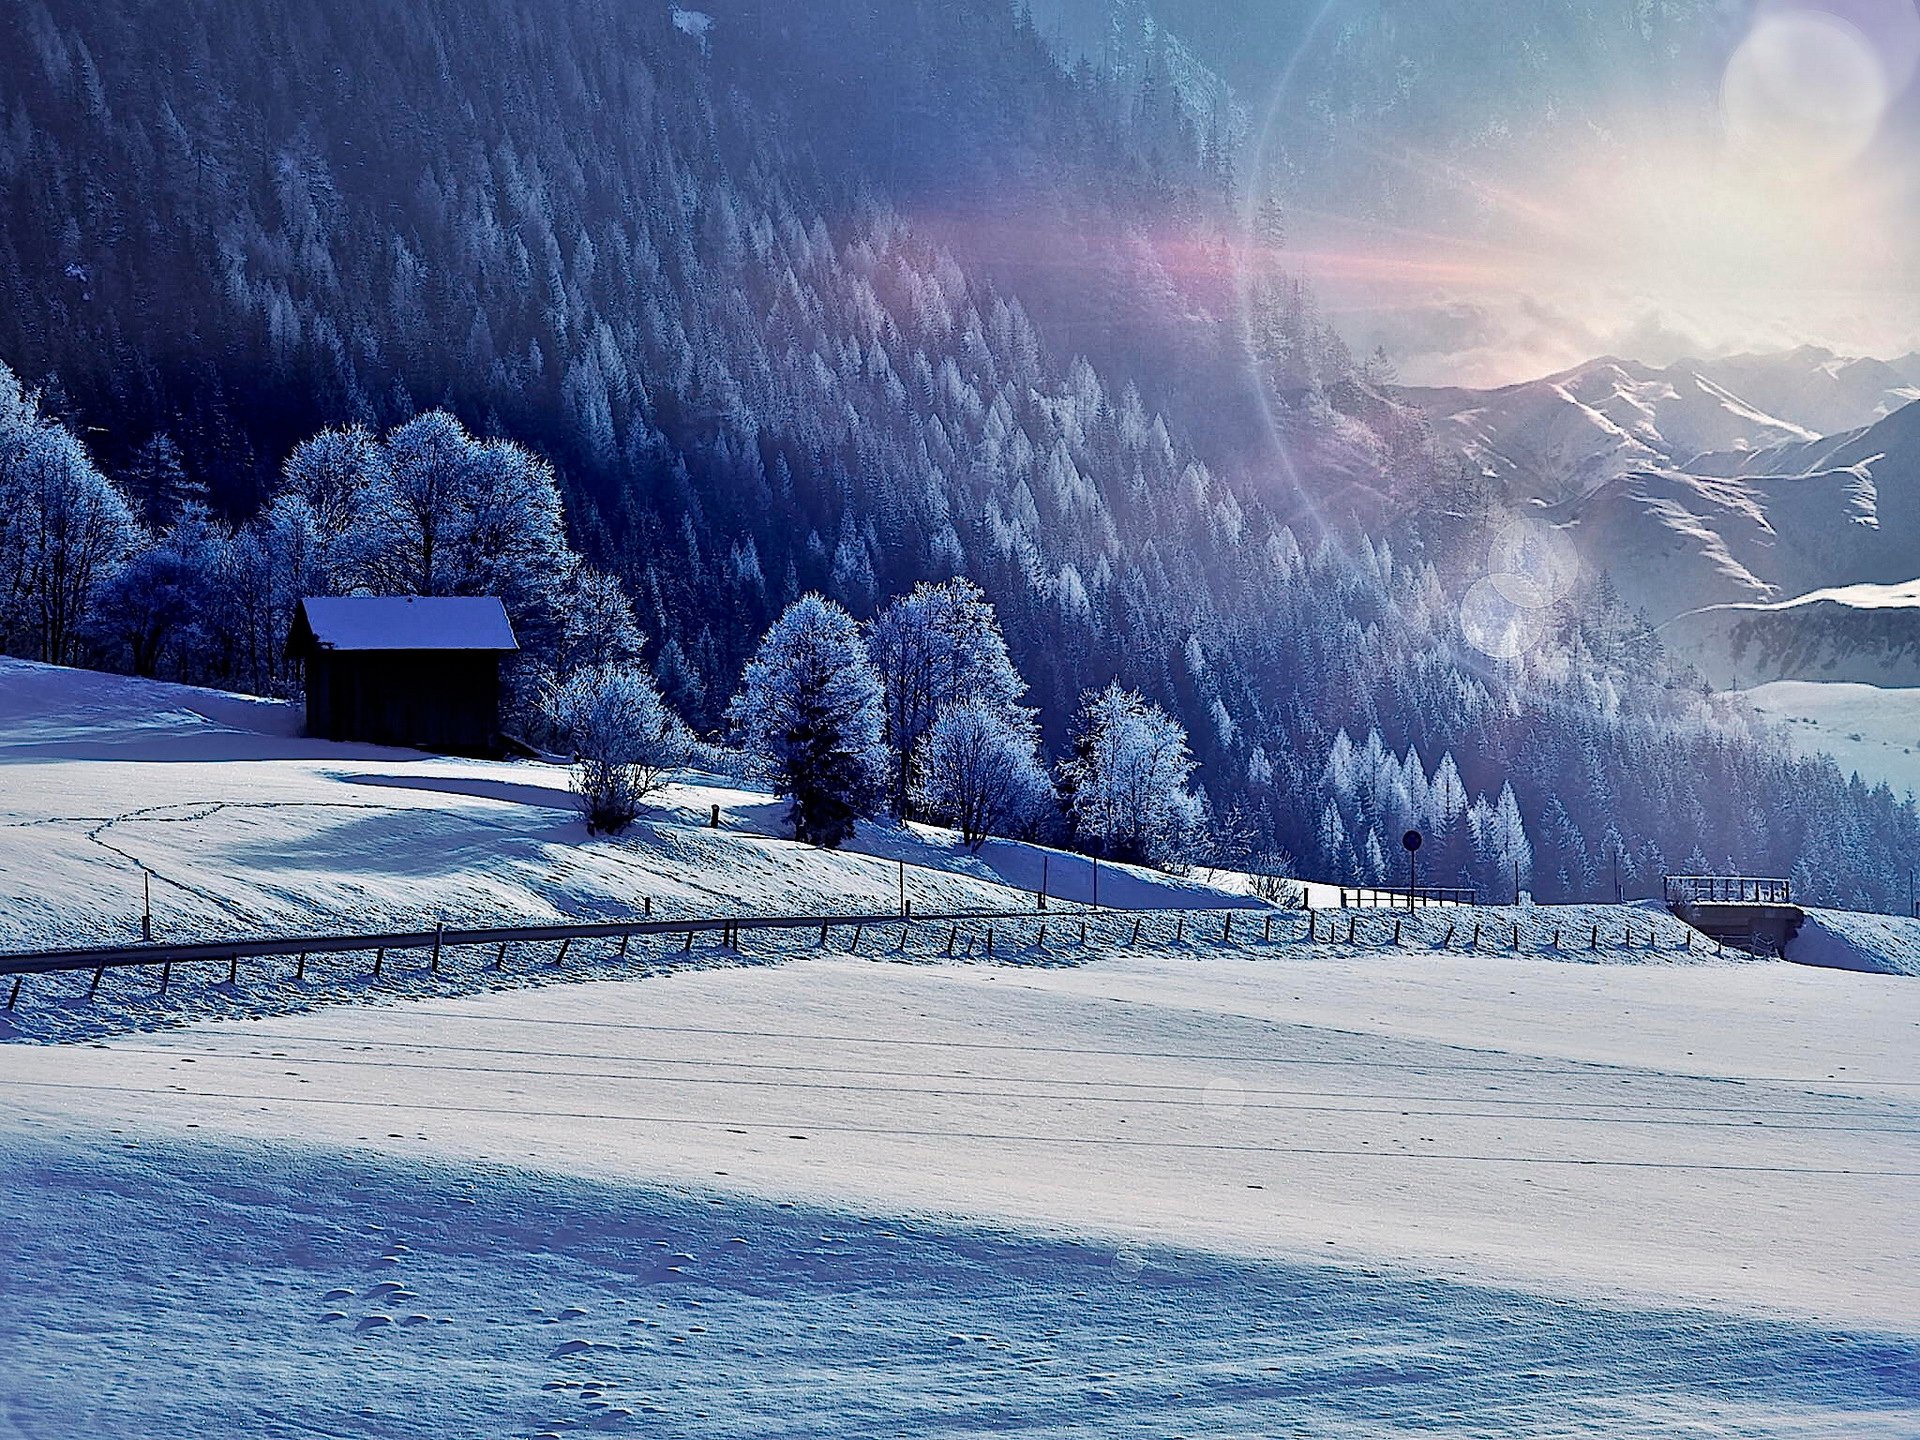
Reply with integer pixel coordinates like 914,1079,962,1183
1402,829,1422,912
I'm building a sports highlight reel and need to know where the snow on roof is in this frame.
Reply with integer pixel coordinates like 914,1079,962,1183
293,596,519,653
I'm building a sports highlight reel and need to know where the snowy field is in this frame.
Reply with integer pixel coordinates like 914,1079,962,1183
4,659,1919,1437
0,659,1253,955
1742,680,1920,800
3,949,1918,1437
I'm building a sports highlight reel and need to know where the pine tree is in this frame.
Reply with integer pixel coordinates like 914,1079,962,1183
729,594,886,847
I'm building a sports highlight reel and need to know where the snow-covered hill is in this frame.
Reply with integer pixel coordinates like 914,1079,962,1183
1740,681,1920,799
0,659,1257,955
1404,356,1822,503
1407,349,1920,507
1661,582,1920,689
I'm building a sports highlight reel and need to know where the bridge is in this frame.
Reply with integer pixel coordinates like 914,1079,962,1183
1664,875,1804,957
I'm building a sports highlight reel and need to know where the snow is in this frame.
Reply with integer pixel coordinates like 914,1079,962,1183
1741,680,1920,798
294,595,519,651
1794,907,1920,977
4,657,1919,1435
1744,578,1920,611
3,944,1918,1435
0,657,1266,955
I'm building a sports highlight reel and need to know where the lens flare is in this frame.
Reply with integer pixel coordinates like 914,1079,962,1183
1721,11,1891,172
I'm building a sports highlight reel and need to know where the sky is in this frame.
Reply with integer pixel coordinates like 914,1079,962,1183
1244,0,1920,386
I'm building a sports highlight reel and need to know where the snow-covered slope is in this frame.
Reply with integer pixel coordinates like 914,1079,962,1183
1740,681,1920,798
1551,400,1920,632
1404,356,1821,502
1660,581,1920,688
1794,908,1920,978
0,659,1253,954
1407,349,1920,506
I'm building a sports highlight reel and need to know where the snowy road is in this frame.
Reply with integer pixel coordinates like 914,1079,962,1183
5,947,1919,1436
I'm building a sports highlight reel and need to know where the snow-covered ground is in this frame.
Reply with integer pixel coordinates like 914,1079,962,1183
4,948,1917,1436
1742,680,1920,799
5,659,1919,1437
1797,907,1920,977
0,659,1251,955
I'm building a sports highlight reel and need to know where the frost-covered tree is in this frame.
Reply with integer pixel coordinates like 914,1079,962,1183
88,503,225,676
542,661,688,834
729,594,885,847
118,434,204,530
0,364,139,665
555,568,646,677
914,698,1053,850
867,578,1029,819
1059,683,1203,867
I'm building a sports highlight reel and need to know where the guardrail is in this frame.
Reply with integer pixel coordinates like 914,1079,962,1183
0,903,1299,1009
0,906,1073,981
1664,875,1793,906
1339,886,1478,909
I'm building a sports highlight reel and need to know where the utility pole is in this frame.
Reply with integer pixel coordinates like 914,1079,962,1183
1039,854,1048,911
898,859,906,918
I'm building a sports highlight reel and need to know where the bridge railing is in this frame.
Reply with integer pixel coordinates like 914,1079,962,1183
1664,875,1793,907
1339,886,1478,909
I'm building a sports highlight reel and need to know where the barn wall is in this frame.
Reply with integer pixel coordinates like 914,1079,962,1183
303,651,503,755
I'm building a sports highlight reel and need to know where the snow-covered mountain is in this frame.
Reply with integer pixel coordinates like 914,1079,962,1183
1403,350,1920,504
1553,399,1920,626
1700,347,1920,441
1660,581,1920,689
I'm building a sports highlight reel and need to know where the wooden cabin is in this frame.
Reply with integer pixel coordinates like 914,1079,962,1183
287,596,518,756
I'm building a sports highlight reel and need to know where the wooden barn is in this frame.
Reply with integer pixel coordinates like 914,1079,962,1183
287,596,519,756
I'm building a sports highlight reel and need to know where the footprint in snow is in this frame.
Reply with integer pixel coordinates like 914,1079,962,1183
356,1315,393,1332
550,1339,597,1357
322,1289,355,1301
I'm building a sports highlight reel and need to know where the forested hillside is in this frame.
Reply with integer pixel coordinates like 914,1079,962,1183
1,0,1916,909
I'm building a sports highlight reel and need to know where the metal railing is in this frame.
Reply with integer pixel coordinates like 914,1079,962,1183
0,906,1068,982
1339,886,1478,909
1664,875,1793,907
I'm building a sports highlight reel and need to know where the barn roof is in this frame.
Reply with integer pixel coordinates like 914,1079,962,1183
290,596,520,654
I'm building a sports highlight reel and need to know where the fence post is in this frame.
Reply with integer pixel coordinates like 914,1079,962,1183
1222,914,1233,943
431,923,443,975
494,942,506,970
946,925,957,957
296,952,306,982
556,937,572,966
1309,911,1317,943
5,977,18,1010
1264,914,1274,942
228,955,237,985
851,924,862,952
619,932,630,960
1468,923,1478,950
1079,918,1088,946
1511,924,1519,952
373,948,383,979
1443,921,1454,947
683,930,693,953
1347,915,1356,943
88,965,104,1000
1130,918,1141,946
1591,926,1598,950
986,926,994,958
1174,914,1185,943
1036,923,1046,950
1393,918,1401,944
